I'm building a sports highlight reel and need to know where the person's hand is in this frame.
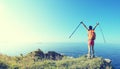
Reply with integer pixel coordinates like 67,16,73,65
80,21,83,24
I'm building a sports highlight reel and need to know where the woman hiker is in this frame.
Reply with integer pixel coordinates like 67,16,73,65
81,22,99,58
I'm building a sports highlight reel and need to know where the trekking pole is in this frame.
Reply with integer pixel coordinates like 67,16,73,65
69,22,82,38
98,23,106,43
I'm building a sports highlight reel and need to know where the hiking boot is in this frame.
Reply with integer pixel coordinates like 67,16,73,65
87,54,91,59
91,55,95,58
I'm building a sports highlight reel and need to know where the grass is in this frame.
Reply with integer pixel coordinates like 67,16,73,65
0,53,110,69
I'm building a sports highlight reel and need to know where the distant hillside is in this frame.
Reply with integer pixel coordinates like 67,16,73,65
0,49,113,69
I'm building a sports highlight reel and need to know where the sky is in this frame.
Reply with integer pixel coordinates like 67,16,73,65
0,0,120,44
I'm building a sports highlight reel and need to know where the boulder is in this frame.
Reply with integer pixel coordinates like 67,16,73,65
45,51,63,60
30,49,64,61
104,59,112,64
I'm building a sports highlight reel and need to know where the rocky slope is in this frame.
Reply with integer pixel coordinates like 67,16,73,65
0,49,113,69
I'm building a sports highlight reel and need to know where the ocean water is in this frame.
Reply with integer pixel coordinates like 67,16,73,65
0,43,120,69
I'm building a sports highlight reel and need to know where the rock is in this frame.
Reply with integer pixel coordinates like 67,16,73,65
45,51,63,60
34,49,44,59
101,58,113,69
0,61,9,69
29,49,64,61
104,58,112,64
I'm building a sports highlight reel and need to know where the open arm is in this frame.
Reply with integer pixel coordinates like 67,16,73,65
93,22,99,30
80,22,88,30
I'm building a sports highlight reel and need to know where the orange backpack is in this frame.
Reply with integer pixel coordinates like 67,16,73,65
88,30,96,40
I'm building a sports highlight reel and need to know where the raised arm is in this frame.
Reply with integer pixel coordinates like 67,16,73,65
93,22,99,30
81,22,88,30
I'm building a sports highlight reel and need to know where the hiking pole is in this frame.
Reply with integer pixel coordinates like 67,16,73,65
98,23,106,43
69,22,82,38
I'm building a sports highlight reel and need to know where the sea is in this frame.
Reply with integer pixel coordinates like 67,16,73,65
0,43,120,69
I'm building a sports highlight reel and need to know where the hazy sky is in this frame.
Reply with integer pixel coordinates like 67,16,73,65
0,0,120,44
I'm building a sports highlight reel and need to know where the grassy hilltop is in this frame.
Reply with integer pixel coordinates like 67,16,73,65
0,49,113,69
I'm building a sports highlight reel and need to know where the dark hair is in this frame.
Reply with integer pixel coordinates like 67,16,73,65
89,26,92,30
